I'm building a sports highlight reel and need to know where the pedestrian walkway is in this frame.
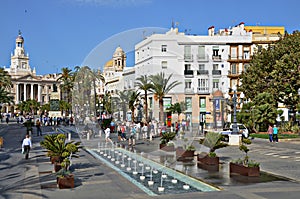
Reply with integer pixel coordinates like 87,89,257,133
1,123,300,199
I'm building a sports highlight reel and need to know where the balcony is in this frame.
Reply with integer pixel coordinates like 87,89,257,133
184,70,194,77
185,88,194,94
184,54,193,62
197,70,209,75
212,55,222,62
197,54,209,62
227,55,252,62
212,70,221,75
227,70,241,78
197,87,210,94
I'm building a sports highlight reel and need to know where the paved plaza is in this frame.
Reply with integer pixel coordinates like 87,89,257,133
1,122,300,199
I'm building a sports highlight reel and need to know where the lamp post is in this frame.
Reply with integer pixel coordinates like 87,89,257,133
225,86,244,135
232,86,238,134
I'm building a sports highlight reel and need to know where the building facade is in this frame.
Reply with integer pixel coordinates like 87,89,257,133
2,32,61,115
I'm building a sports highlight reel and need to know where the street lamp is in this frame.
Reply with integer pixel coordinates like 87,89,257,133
225,86,244,135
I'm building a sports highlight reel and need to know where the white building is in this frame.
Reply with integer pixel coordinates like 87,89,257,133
134,23,252,127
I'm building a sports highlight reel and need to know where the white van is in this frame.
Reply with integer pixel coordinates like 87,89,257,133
223,123,249,138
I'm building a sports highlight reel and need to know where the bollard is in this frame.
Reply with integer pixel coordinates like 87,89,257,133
68,132,71,141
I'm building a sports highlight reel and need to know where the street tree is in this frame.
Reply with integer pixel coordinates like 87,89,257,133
240,31,300,120
128,90,140,123
135,75,153,122
149,72,181,124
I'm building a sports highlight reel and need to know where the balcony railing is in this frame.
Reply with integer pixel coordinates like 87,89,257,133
185,88,194,94
184,70,194,76
197,54,209,62
197,70,209,75
184,54,193,62
228,55,252,60
212,70,221,75
197,87,209,94
212,55,222,62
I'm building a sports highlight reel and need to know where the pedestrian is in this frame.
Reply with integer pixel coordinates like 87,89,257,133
142,123,148,139
117,124,122,142
105,126,112,143
121,124,126,141
267,124,273,142
22,134,32,159
36,119,42,136
273,124,278,143
6,116,9,125
129,125,136,146
175,122,179,136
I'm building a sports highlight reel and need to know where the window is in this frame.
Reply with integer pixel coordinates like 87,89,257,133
184,45,192,60
198,45,205,59
213,46,219,56
199,64,205,70
185,97,192,112
161,45,167,52
213,64,218,70
231,46,238,59
198,78,208,90
199,97,206,108
213,79,219,89
231,63,237,74
161,61,168,69
163,97,172,111
185,64,191,70
244,63,250,72
53,84,57,92
243,46,250,59
185,79,192,88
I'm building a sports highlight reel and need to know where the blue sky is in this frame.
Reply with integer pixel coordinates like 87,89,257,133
0,0,299,75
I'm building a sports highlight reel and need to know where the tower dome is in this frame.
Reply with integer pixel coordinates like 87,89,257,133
113,46,125,57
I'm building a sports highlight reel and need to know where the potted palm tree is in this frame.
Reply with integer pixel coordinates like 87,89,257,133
230,138,260,177
159,132,176,151
40,134,81,172
198,132,228,165
56,158,74,189
176,142,196,161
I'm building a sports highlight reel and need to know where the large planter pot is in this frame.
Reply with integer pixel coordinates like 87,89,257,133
197,153,219,165
57,174,75,189
197,162,219,171
159,143,175,152
176,147,195,161
229,162,260,177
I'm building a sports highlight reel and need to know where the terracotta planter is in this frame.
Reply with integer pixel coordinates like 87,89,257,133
159,144,175,152
176,147,195,161
197,154,219,165
229,162,260,177
57,174,74,189
197,162,219,171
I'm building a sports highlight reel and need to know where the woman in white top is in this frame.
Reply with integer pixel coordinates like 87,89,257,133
105,127,112,143
22,134,32,159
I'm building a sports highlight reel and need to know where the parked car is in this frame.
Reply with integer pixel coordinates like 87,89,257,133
223,123,249,138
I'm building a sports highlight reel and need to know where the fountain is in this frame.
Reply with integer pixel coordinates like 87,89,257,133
140,163,145,180
89,147,219,196
148,167,154,186
100,142,104,154
158,173,165,192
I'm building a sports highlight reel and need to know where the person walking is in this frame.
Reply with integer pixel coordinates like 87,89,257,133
105,126,112,143
36,119,42,136
22,134,32,159
267,124,274,142
273,124,279,143
129,124,136,146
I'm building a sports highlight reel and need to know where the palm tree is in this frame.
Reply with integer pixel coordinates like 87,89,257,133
135,75,153,122
149,72,181,124
17,99,40,115
0,68,12,88
115,90,131,121
57,67,74,115
128,90,140,122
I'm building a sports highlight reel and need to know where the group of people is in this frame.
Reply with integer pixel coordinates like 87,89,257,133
268,124,279,143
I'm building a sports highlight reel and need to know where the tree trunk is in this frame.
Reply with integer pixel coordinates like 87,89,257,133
159,99,164,124
144,91,148,122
